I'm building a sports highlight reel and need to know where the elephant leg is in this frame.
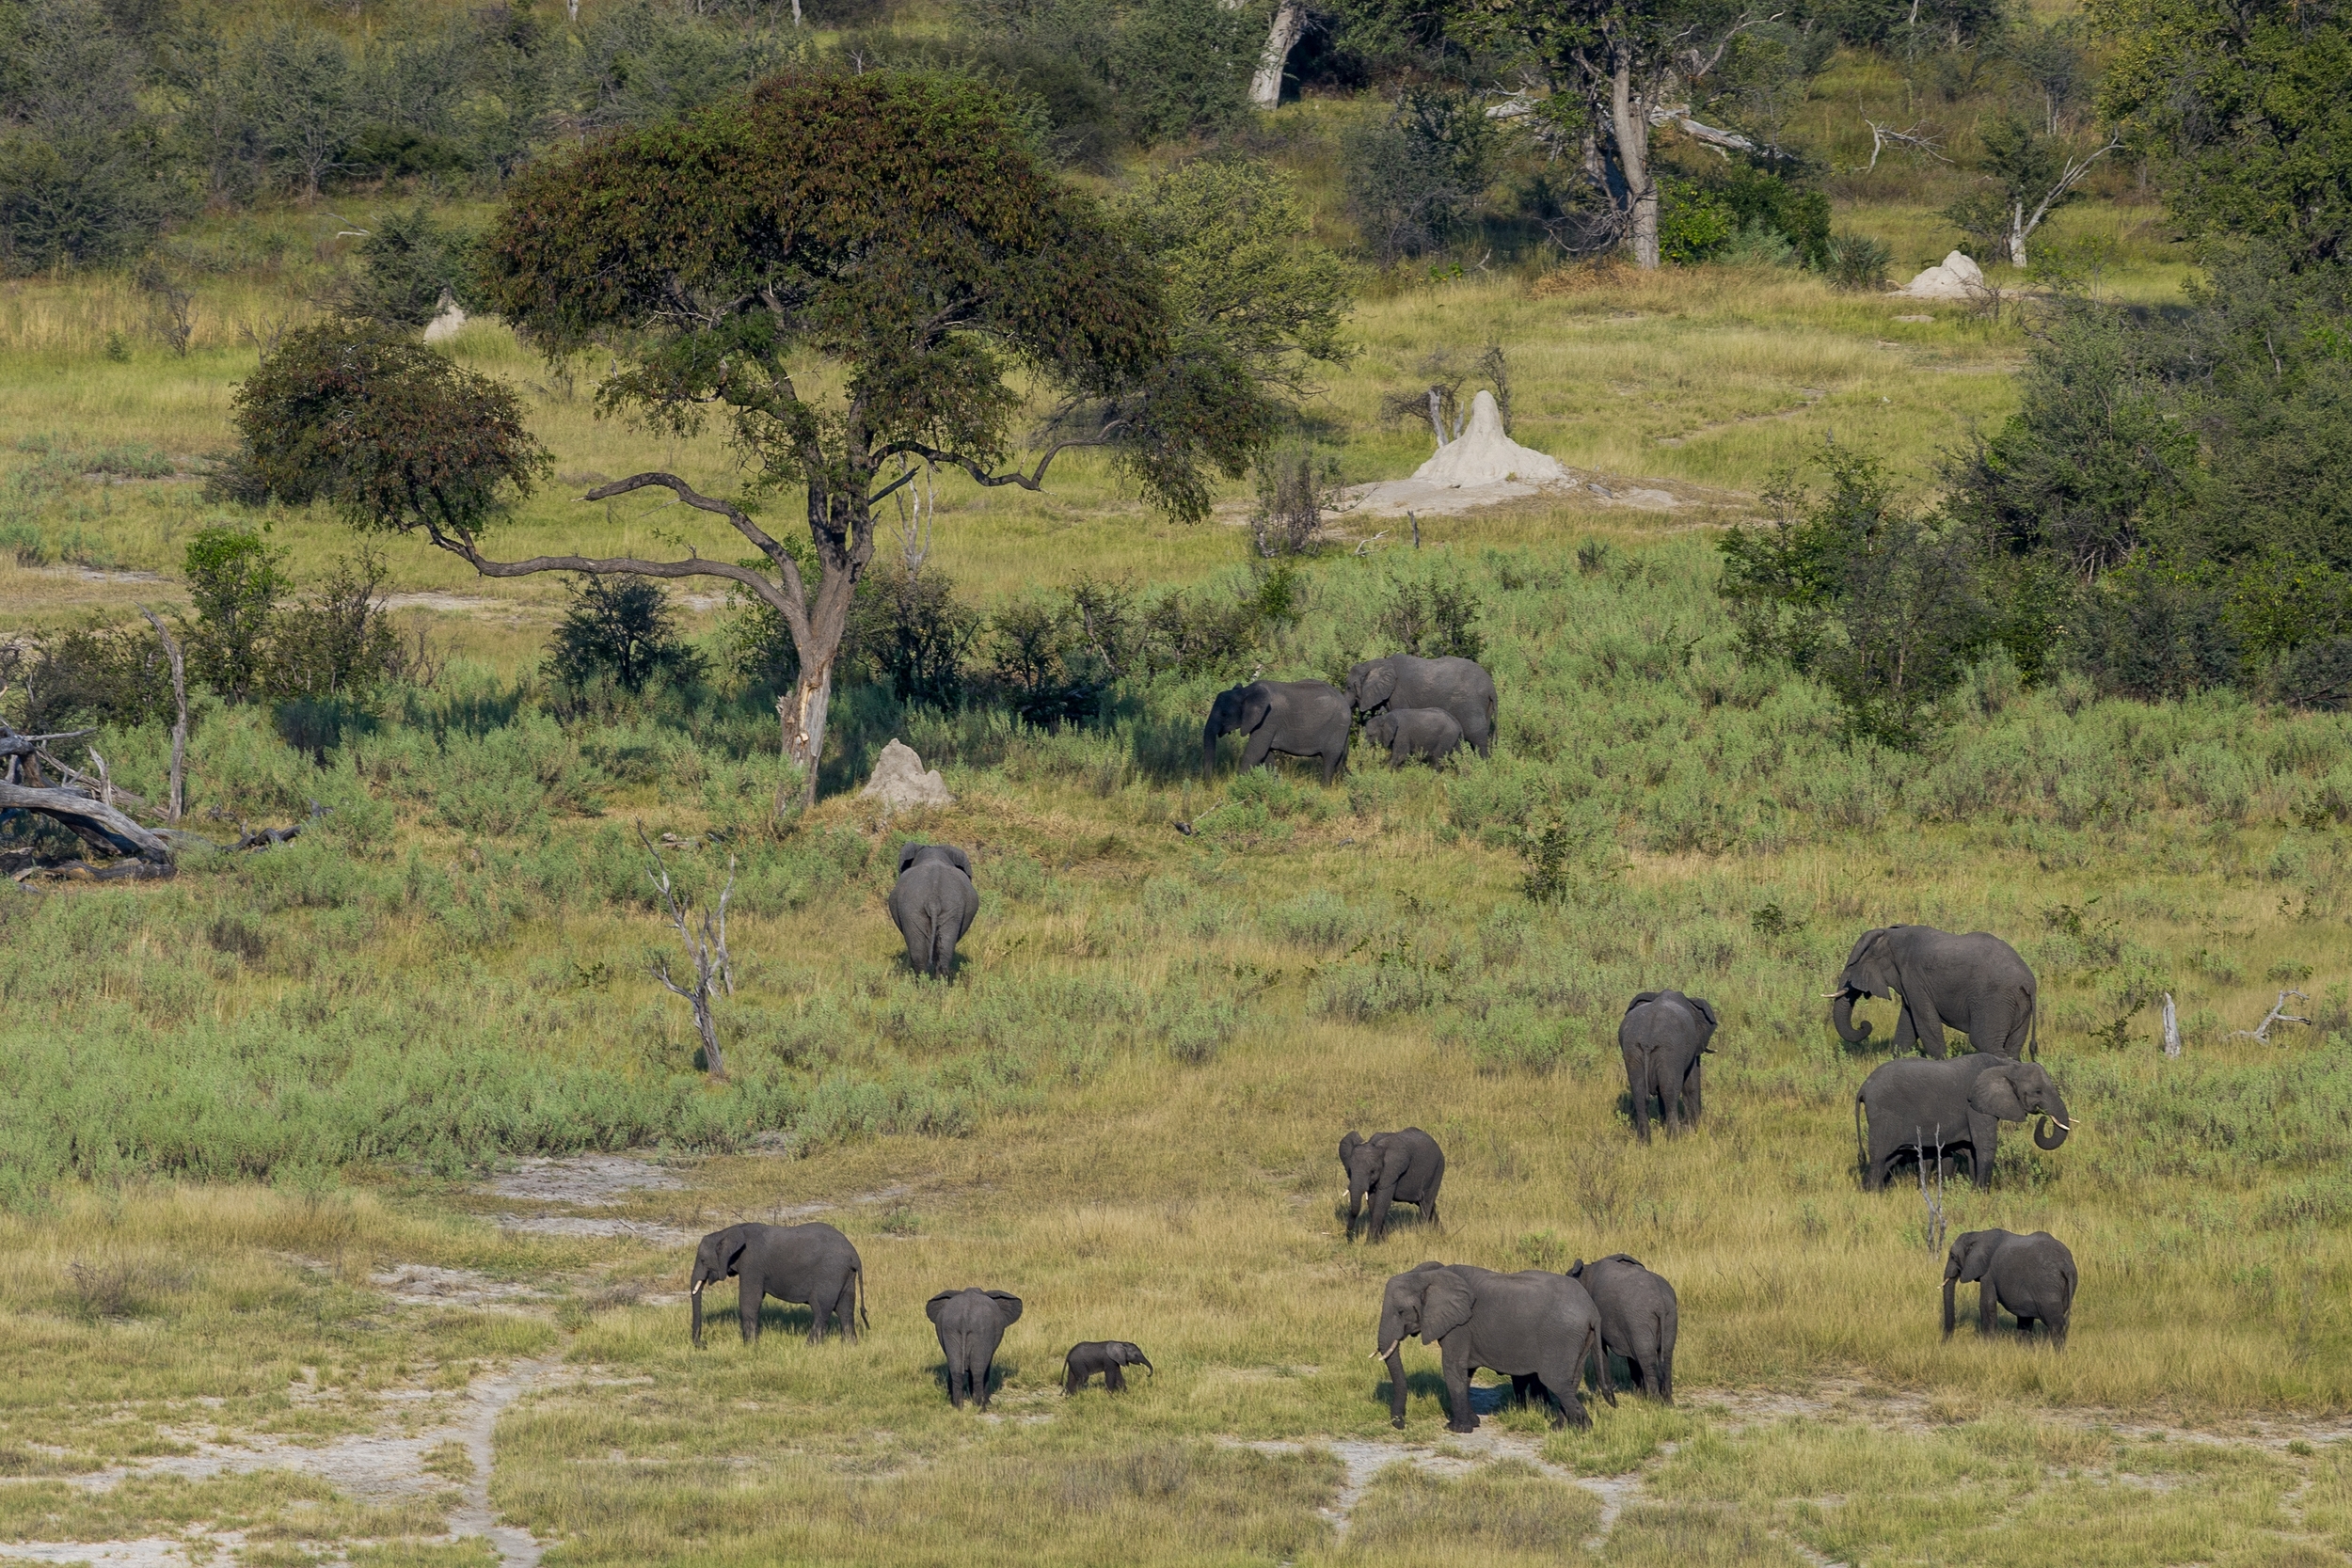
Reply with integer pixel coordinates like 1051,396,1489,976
1536,1347,1589,1430
1980,1278,1999,1337
1972,1117,1997,1190
1441,1351,1477,1433
739,1275,763,1345
1913,1005,1948,1058
977,1364,993,1410
1104,1363,1125,1392
1685,1057,1703,1124
1630,1055,1654,1143
1323,748,1342,785
1242,730,1275,771
1653,1355,1674,1404
1421,1173,1440,1230
1367,1187,1392,1243
1510,1373,1535,1410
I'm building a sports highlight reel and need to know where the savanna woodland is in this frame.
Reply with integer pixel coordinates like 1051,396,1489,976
3,0,2352,1559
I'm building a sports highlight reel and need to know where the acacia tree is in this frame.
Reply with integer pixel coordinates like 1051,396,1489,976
1453,0,1759,266
474,71,1268,808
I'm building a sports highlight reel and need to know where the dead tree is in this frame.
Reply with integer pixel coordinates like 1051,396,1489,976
139,607,188,823
1913,1124,1947,1257
2233,991,2311,1044
642,827,736,1080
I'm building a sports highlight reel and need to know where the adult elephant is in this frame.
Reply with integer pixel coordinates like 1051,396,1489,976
889,843,978,977
1345,656,1498,758
1568,1255,1678,1402
1374,1261,1613,1433
1944,1229,2076,1346
690,1222,866,1348
1618,990,1718,1142
1830,926,2039,1060
1855,1053,2072,1192
1202,679,1353,785
927,1287,1023,1409
1340,1128,1444,1243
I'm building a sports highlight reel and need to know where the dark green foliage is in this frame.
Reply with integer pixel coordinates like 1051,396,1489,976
347,206,479,326
0,0,180,270
846,564,981,709
0,618,176,734
228,318,550,539
988,595,1108,730
1103,0,1255,143
1827,230,1894,290
1342,87,1499,261
1661,162,1831,268
270,546,406,706
2070,558,2243,699
1657,180,1737,265
182,526,287,706
1719,447,1989,743
547,577,707,694
1378,567,1485,661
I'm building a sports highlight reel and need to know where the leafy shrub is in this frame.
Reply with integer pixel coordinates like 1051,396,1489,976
346,204,479,326
1658,180,1736,264
1827,230,1893,290
1263,891,1364,950
1249,443,1343,558
546,577,706,694
846,562,979,710
1342,87,1497,261
1378,566,1485,660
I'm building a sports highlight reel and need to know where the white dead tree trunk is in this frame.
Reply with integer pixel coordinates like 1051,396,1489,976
2009,137,2122,267
643,828,736,1080
139,607,187,822
2161,992,2179,1058
1248,0,1305,108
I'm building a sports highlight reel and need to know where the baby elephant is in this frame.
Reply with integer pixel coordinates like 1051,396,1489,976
1063,1340,1153,1394
927,1287,1024,1408
1341,1128,1445,1243
1945,1229,2075,1345
1363,707,1465,768
1568,1254,1678,1402
889,843,978,977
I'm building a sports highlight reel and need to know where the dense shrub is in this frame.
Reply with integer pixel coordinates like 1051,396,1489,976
547,577,707,695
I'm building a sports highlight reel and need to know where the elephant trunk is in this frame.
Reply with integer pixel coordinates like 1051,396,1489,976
2033,1111,2071,1150
1942,1275,1958,1338
1201,721,1223,778
1832,989,1872,1045
691,1276,707,1348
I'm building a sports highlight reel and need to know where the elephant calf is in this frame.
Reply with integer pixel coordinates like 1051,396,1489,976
927,1287,1023,1409
1569,1254,1678,1402
690,1222,866,1348
1618,990,1718,1143
1063,1340,1153,1394
889,843,978,977
1363,707,1465,768
1341,1128,1445,1243
1945,1229,2075,1345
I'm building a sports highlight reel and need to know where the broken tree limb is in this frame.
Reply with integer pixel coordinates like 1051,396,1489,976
2232,990,2311,1044
0,780,173,862
139,607,187,823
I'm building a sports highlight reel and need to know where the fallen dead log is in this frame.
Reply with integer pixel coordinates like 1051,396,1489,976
0,780,173,863
232,801,330,850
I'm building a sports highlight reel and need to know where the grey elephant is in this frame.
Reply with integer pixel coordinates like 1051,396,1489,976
1363,707,1465,768
1202,679,1352,785
1375,1262,1613,1433
1567,1255,1678,1402
1855,1053,2072,1191
927,1287,1024,1409
1062,1340,1153,1394
690,1222,867,1348
1619,990,1719,1142
889,843,978,977
1340,1128,1445,1243
1945,1229,2076,1346
1831,926,2039,1060
1345,655,1498,757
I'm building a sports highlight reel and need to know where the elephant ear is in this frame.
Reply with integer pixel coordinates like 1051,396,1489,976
1947,1231,1996,1282
1380,1139,1412,1185
898,843,925,876
987,1291,1024,1326
717,1225,752,1275
1968,1068,2029,1122
1688,997,1719,1030
1566,1259,1585,1277
1419,1269,1475,1343
942,847,974,879
925,1290,959,1325
1359,665,1399,710
1626,991,1661,1014
1339,1131,1364,1166
1238,685,1273,731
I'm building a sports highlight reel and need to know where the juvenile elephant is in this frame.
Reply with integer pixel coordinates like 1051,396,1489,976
1375,1262,1613,1433
1363,707,1465,768
1340,1128,1445,1243
690,1222,866,1348
1345,655,1498,757
1568,1255,1678,1402
1203,679,1353,785
1855,1053,2072,1192
927,1287,1024,1409
1831,926,2039,1060
1063,1340,1153,1394
889,843,978,978
1944,1229,2075,1346
1619,990,1719,1142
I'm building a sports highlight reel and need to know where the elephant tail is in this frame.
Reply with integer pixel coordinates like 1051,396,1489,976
2026,996,2039,1063
929,918,957,978
1584,1321,1616,1408
1853,1092,1867,1185
856,1262,870,1332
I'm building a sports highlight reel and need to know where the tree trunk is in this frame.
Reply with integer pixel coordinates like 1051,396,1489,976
0,781,173,862
1249,0,1304,108
140,608,187,823
2009,200,2027,268
1612,55,1659,269
777,657,834,814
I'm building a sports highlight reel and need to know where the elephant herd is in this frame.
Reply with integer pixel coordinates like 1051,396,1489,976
1202,654,1500,784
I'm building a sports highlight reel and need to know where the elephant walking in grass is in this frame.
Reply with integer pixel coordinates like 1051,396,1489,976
1363,707,1464,768
1375,1262,1613,1433
1855,1053,2072,1191
1340,1128,1444,1243
690,1222,866,1348
889,844,978,977
1063,1340,1152,1394
1945,1229,2075,1346
928,1288,1023,1409
1202,679,1353,785
1345,655,1498,757
1569,1255,1678,1402
1830,926,2039,1060
1618,990,1719,1142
